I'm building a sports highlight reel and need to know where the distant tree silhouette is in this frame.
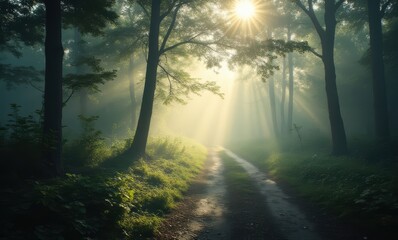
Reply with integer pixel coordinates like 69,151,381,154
294,0,348,155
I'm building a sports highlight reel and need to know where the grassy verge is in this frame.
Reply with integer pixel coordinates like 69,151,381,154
228,140,398,234
222,151,258,196
1,137,207,239
221,151,280,239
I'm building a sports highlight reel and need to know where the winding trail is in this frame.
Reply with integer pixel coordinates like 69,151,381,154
182,150,231,239
157,148,323,239
224,148,321,240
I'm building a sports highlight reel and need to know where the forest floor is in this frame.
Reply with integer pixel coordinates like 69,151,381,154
155,148,369,240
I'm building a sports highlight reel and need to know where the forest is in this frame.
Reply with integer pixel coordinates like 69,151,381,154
1,0,397,239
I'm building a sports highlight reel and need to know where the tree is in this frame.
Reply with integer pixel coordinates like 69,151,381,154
0,0,43,88
41,0,117,177
294,0,348,155
41,0,64,177
129,0,161,158
367,0,390,142
280,56,287,134
92,1,148,130
287,27,294,135
128,0,224,158
268,75,279,136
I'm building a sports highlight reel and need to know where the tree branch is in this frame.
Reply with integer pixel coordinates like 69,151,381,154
160,4,182,53
160,34,198,54
158,63,175,97
29,81,44,93
309,48,322,59
160,32,220,54
63,89,75,106
137,2,150,18
158,62,183,85
295,0,325,38
160,0,177,21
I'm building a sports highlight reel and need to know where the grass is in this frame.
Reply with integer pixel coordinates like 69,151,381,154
220,151,282,239
227,139,398,233
1,137,207,239
221,151,257,196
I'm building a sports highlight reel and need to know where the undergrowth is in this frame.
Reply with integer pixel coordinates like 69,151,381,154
1,137,207,239
228,139,398,232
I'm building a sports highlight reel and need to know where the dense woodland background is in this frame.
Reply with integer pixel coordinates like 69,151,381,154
1,0,398,239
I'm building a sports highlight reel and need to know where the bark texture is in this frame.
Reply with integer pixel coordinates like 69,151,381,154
129,0,161,158
42,0,64,177
287,28,294,134
322,0,348,155
367,0,390,142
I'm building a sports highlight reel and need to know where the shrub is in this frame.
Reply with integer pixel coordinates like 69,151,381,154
64,115,112,168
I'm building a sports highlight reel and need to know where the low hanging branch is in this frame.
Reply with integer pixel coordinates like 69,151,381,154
62,57,117,105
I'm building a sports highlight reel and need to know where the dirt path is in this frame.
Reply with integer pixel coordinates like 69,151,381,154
224,148,321,240
156,150,231,239
156,149,329,239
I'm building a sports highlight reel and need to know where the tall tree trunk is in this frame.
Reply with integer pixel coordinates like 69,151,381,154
42,0,64,177
129,55,137,129
280,56,287,134
367,0,390,142
322,0,348,155
295,0,348,155
269,77,279,137
287,28,294,134
129,0,161,158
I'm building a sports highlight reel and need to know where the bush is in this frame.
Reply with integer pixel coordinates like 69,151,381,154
0,104,42,178
1,137,207,239
63,115,112,168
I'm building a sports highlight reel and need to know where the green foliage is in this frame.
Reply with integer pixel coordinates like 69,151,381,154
229,140,398,228
0,64,42,89
146,137,186,159
264,153,398,219
64,115,112,168
6,104,42,145
0,104,42,178
2,137,207,239
0,0,44,56
34,173,135,239
63,56,117,105
221,152,256,195
63,0,118,36
231,39,312,80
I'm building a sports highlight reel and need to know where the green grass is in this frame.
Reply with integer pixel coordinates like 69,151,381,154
1,137,207,239
221,152,257,195
228,139,398,230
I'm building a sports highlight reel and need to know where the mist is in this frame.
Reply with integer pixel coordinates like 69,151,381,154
1,0,398,239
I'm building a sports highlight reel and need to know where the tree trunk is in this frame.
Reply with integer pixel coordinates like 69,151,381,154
42,0,64,177
287,28,294,134
129,55,137,129
367,0,390,142
129,0,161,158
322,0,348,155
269,77,279,137
280,56,287,134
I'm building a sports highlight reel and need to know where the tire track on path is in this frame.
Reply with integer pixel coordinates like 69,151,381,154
224,148,322,240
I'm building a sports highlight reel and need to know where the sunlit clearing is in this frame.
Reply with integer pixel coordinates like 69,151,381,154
162,65,276,146
235,0,255,20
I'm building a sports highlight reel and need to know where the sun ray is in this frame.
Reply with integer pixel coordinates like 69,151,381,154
235,0,255,20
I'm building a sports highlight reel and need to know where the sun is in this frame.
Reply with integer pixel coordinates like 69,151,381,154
235,0,255,20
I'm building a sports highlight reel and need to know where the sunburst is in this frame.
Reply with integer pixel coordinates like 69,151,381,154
225,0,268,37
235,0,255,20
